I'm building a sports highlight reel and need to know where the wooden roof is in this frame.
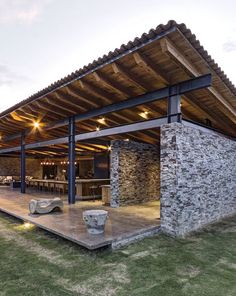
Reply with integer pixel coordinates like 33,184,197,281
0,20,235,156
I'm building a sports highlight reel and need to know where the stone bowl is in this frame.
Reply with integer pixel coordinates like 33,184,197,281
83,210,108,235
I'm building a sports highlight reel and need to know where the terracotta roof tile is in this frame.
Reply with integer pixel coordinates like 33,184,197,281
1,20,235,117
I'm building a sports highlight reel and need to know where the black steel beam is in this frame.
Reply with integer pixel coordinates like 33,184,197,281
3,74,212,142
47,73,211,130
168,95,181,123
68,117,76,204
20,132,26,194
0,117,168,154
75,116,168,141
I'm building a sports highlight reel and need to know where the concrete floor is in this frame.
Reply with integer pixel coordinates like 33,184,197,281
0,186,160,249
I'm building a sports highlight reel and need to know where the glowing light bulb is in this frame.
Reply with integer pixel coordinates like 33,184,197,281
97,117,106,125
139,111,149,119
33,121,40,128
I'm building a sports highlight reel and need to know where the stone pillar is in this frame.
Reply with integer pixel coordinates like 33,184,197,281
160,122,236,237
110,140,160,207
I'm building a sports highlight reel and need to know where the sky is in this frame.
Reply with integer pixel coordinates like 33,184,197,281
0,0,236,112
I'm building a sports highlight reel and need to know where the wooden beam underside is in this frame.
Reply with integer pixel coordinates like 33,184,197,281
0,29,235,156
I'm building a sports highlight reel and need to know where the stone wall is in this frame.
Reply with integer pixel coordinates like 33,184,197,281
0,157,42,178
160,122,236,236
110,140,160,207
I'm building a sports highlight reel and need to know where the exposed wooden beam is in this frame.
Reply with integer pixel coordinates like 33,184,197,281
35,101,68,118
2,75,212,142
160,37,236,123
44,97,77,115
133,52,169,85
182,94,236,135
112,62,148,92
78,79,112,104
93,71,131,98
53,93,87,113
0,117,167,154
65,85,100,108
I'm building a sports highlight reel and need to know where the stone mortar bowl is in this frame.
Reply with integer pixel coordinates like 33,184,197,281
83,210,108,234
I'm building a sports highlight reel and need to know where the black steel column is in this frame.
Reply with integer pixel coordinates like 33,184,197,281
167,94,182,123
20,132,26,193
68,116,75,204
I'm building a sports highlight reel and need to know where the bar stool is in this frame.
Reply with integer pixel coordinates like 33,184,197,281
34,181,39,191
39,181,44,191
55,183,65,195
44,181,50,192
89,185,98,202
49,182,55,194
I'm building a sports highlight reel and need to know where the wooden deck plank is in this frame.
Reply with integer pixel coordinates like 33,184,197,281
0,187,160,250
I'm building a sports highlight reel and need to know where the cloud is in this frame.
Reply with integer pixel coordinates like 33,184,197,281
223,40,236,52
0,0,52,24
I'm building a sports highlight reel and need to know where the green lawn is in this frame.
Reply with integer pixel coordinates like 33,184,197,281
0,213,236,296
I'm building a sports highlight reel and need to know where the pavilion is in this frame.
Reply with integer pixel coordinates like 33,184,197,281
0,20,235,242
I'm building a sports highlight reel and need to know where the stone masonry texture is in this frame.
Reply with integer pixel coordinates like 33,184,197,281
160,122,236,237
110,140,160,207
0,157,42,178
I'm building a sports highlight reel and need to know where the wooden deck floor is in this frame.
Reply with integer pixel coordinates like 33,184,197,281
0,186,160,250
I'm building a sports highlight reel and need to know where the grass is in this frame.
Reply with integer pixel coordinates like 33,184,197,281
0,213,236,296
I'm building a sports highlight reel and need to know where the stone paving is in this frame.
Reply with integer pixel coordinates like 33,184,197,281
0,186,160,250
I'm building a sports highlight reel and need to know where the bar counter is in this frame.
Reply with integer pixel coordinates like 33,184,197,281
27,178,110,199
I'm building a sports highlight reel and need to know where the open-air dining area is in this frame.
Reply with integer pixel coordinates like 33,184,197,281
0,133,162,249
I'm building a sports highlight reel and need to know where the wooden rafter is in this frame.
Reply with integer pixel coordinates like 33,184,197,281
160,37,236,123
65,85,100,108
93,71,131,98
112,62,149,92
133,52,169,85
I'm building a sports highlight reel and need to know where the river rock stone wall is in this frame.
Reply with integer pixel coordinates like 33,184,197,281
160,122,236,236
110,140,160,207
0,157,42,178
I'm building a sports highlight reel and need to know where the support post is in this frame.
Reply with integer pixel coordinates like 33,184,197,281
20,132,26,193
68,116,76,204
167,94,182,123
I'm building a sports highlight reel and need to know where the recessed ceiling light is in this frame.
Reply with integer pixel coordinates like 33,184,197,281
139,111,149,119
33,121,40,128
97,117,106,125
